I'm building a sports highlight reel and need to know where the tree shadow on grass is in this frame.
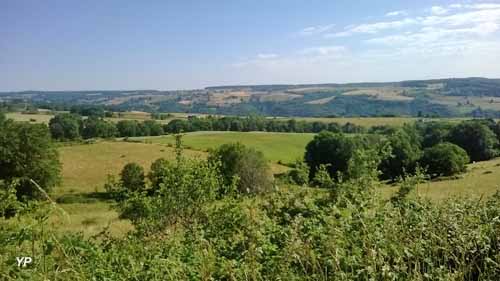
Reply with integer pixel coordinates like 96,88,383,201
55,192,115,204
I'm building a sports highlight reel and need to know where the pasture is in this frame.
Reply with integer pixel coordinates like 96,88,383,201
47,132,500,237
5,112,54,124
131,131,316,164
50,141,203,236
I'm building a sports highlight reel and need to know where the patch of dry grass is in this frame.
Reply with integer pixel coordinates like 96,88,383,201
6,112,54,124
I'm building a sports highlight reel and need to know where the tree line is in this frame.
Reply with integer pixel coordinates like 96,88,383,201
47,113,373,141
300,119,500,184
165,116,369,134
48,113,165,140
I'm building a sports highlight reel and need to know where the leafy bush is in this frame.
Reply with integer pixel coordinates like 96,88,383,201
421,142,469,177
148,158,170,190
311,164,333,188
286,160,310,186
118,157,228,231
120,162,145,192
209,143,273,194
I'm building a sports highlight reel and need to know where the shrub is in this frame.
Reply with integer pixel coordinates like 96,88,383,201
286,160,309,186
120,162,145,192
421,142,469,177
119,157,227,229
311,164,334,188
209,143,273,194
148,158,169,190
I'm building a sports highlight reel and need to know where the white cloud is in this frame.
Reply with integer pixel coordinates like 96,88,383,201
325,18,417,37
233,3,500,84
297,24,335,36
449,4,463,9
467,3,500,10
299,46,347,57
257,53,278,59
386,10,408,17
431,6,449,15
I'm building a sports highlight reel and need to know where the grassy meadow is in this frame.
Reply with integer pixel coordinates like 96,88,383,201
131,131,315,164
10,111,489,238
5,112,54,124
47,129,500,237
50,141,203,236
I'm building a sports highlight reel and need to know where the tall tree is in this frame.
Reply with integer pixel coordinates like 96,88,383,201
49,113,82,140
447,121,499,162
304,131,367,181
379,128,422,180
0,120,61,199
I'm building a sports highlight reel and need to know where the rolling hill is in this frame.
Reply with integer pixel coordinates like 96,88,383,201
2,77,500,118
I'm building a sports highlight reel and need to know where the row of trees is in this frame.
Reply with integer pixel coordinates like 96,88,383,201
164,116,368,134
302,119,500,184
49,113,164,140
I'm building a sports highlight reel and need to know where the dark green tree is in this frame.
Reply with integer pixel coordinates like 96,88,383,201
421,142,469,177
304,131,366,181
447,121,499,161
0,120,61,199
143,120,164,136
49,113,82,140
116,120,140,137
81,117,117,139
417,121,453,148
379,128,422,180
120,163,145,192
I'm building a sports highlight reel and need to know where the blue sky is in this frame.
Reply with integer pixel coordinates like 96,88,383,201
1,0,500,91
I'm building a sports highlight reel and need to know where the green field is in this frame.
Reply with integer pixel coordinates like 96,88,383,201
50,141,203,236
5,112,54,124
132,131,316,164
45,133,500,237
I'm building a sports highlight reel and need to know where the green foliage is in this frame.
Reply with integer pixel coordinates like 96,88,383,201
142,120,164,136
3,172,500,280
448,121,499,161
304,131,368,181
209,143,273,194
116,120,140,137
148,158,170,190
380,126,422,180
164,116,367,134
81,117,117,139
0,180,22,217
287,160,310,186
119,157,226,231
0,120,61,200
48,113,82,140
416,121,454,148
421,142,470,177
311,164,334,188
120,162,146,192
